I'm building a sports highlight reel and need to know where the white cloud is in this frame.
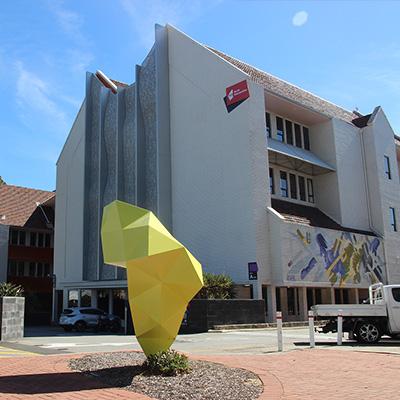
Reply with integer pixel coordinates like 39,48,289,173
292,11,308,27
121,0,222,49
48,0,87,44
47,1,94,73
15,61,68,133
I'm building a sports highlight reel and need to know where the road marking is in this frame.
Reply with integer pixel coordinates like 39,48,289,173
0,345,39,357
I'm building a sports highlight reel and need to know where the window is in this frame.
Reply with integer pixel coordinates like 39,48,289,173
45,234,51,248
390,207,397,231
18,231,26,246
287,288,299,315
29,262,36,276
17,262,25,276
38,233,44,247
10,230,18,245
307,178,314,203
81,290,92,307
392,288,400,302
37,263,43,277
298,176,306,201
294,124,302,148
285,120,293,145
289,174,297,199
68,290,79,308
276,117,284,142
44,263,51,277
384,155,391,180
303,127,310,150
269,168,275,195
265,112,271,138
8,260,17,276
30,232,37,247
280,171,288,197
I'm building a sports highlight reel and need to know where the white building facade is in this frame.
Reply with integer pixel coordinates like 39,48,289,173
54,25,400,323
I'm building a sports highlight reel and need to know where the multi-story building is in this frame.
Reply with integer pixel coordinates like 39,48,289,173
54,24,400,323
0,184,55,324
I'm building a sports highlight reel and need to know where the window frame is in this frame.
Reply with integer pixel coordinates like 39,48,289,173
307,178,315,203
294,123,302,148
289,173,297,199
390,207,397,232
384,155,391,180
280,171,288,198
298,176,306,201
265,112,271,138
269,168,275,195
303,126,310,151
285,120,294,145
276,116,285,142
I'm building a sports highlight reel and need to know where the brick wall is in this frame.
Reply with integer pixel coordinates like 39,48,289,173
0,296,25,341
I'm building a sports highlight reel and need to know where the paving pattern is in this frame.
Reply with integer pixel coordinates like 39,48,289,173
0,349,400,399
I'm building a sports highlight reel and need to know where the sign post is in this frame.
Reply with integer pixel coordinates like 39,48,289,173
276,311,283,352
308,310,315,348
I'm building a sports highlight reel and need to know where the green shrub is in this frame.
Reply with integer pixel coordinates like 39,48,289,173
144,349,190,376
198,272,236,299
0,282,24,297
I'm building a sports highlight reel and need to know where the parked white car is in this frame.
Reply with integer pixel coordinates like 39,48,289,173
312,283,400,344
59,307,121,333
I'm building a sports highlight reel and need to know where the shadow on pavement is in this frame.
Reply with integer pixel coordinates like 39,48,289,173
294,340,400,347
0,366,142,394
24,326,125,338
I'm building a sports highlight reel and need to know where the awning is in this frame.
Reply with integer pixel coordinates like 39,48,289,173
267,138,335,175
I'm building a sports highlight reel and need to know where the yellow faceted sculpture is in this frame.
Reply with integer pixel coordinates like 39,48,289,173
101,200,203,356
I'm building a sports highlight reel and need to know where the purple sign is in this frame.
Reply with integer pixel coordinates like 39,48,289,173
248,262,258,280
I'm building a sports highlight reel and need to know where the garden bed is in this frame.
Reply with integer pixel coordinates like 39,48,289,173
69,351,263,400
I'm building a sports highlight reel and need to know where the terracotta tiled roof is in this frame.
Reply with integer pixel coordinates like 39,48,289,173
110,79,129,88
271,199,374,236
352,113,372,128
0,184,55,227
207,47,359,123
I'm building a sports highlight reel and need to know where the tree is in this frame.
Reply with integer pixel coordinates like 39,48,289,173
0,176,5,185
198,272,236,299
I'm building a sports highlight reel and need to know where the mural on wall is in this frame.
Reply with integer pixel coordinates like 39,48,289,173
286,228,385,287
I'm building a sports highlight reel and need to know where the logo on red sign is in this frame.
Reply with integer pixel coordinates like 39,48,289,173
223,80,250,113
225,80,249,106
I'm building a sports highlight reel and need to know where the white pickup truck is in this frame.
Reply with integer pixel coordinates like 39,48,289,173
312,283,400,344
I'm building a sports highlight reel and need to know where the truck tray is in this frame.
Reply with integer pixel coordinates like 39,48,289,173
311,304,387,318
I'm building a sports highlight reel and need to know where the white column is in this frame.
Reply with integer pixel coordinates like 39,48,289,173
252,281,263,300
63,289,68,309
330,287,335,304
355,288,359,304
299,287,308,321
91,289,98,308
108,289,113,314
280,287,288,320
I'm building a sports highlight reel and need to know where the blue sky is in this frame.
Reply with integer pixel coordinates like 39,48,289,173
1,0,400,191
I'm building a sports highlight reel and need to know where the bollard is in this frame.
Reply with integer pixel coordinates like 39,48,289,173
308,310,315,348
276,311,283,352
337,309,343,346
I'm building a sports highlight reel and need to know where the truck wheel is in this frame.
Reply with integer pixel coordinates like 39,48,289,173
356,322,381,344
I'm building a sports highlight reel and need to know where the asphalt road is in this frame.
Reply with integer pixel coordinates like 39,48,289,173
2,326,400,357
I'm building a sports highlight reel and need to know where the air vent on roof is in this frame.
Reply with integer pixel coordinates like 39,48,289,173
95,70,118,94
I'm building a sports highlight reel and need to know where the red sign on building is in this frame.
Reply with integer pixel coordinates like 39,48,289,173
224,80,250,113
225,80,249,106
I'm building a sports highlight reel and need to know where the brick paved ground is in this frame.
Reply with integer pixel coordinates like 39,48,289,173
0,349,399,399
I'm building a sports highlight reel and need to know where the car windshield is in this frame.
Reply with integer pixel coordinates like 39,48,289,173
62,309,74,315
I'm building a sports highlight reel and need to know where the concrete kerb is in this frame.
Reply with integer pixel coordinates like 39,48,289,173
209,320,323,332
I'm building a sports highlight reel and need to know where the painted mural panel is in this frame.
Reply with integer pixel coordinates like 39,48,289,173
286,226,385,287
